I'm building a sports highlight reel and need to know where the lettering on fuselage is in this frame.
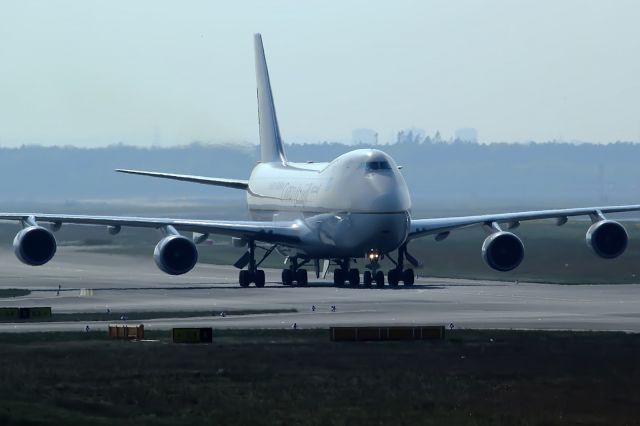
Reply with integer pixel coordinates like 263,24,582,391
278,182,321,206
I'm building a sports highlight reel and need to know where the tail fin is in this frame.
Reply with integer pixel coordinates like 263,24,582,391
254,33,287,164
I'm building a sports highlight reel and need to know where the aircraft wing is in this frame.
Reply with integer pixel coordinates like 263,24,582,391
0,213,301,244
409,205,640,239
115,169,249,190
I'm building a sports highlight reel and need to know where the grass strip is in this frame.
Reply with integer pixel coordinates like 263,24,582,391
0,288,31,298
0,329,638,425
0,308,297,323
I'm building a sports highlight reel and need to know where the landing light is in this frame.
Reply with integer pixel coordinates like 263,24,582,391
366,249,381,261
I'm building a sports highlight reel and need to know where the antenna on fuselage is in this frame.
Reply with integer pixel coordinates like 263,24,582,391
254,33,287,164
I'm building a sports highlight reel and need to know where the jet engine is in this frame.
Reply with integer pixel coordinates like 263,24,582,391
481,231,524,272
153,235,198,275
586,220,628,259
13,226,57,266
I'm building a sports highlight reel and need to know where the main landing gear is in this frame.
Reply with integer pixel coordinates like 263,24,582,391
387,244,415,287
236,242,417,289
239,269,265,288
332,259,361,287
237,240,272,288
331,257,387,288
362,270,385,287
333,264,408,288
331,245,416,288
281,256,309,287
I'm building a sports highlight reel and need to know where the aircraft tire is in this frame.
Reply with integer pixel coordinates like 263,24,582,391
333,269,345,287
255,270,266,287
239,270,250,288
374,271,385,287
388,269,400,287
363,271,372,287
402,269,415,286
348,268,360,287
282,269,293,286
296,269,308,286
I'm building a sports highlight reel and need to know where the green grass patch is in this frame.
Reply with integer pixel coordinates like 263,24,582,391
0,309,297,323
0,288,31,298
0,329,639,425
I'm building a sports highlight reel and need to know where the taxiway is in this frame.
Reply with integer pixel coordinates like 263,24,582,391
0,247,639,332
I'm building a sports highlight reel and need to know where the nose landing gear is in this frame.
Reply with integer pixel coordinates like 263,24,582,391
364,250,385,287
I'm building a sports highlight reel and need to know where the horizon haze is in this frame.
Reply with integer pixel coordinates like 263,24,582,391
1,1,639,147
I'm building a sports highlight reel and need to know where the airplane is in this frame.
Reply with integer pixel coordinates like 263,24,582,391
1,33,638,288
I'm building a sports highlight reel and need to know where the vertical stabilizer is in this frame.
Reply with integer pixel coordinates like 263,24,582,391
254,33,287,164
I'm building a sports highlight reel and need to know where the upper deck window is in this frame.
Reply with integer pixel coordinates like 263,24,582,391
365,161,392,171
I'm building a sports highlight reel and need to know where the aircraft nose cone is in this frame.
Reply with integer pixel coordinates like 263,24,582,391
351,173,411,213
352,212,409,253
368,186,407,212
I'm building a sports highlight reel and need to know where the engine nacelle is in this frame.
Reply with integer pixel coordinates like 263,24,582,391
13,226,57,266
586,220,628,259
153,235,198,275
481,231,524,272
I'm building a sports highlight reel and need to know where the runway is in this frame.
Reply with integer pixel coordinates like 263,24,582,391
0,246,639,332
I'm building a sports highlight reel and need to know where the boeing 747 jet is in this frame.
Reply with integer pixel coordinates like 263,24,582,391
1,34,638,288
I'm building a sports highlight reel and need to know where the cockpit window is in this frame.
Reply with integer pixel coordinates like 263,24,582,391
365,161,391,171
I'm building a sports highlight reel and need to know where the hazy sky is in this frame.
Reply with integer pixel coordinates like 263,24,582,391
1,1,639,147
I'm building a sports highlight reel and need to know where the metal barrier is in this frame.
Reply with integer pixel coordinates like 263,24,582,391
108,324,145,340
24,307,52,319
0,307,51,321
0,307,19,320
172,328,213,343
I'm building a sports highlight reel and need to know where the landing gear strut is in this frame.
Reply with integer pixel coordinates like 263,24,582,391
238,240,269,288
333,258,359,287
282,256,309,287
387,243,415,287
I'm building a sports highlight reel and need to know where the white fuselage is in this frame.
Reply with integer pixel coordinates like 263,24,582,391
245,149,412,258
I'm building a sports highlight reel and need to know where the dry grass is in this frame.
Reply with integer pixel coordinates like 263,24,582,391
0,329,639,425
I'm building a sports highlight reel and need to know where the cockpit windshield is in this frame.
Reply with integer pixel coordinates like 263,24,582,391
365,161,392,171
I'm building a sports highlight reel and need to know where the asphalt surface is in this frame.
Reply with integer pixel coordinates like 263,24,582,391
0,246,639,332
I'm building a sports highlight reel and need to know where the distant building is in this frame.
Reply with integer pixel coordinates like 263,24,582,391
455,128,478,143
351,128,378,145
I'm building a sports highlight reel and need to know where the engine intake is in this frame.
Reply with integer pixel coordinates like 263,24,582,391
13,226,57,266
153,235,198,275
586,220,627,259
482,231,524,272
